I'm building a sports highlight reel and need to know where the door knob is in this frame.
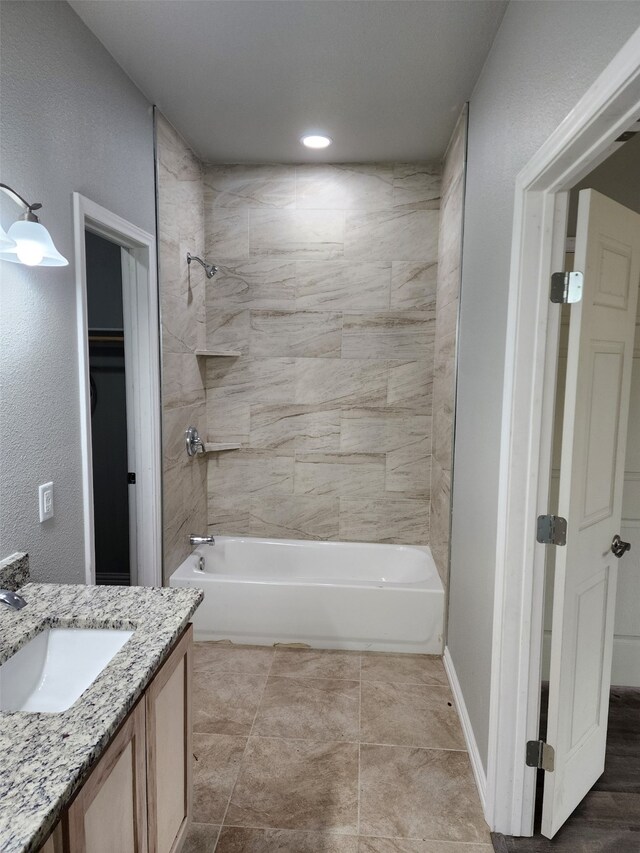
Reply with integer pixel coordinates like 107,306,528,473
611,534,631,558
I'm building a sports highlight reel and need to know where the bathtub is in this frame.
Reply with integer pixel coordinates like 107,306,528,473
169,535,444,654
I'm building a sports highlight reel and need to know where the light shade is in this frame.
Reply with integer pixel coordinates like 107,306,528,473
0,223,16,251
301,134,332,149
0,220,68,267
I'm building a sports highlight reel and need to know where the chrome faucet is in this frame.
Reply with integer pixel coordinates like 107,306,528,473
189,534,215,547
0,589,27,611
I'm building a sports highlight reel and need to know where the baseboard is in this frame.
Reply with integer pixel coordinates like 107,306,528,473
443,646,488,814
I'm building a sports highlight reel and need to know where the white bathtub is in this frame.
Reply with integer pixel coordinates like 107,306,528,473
169,535,444,654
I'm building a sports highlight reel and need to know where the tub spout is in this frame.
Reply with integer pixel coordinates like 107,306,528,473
190,534,215,547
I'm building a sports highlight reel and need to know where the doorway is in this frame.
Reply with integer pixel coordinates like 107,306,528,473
486,30,640,839
85,230,133,585
494,140,640,847
73,194,162,588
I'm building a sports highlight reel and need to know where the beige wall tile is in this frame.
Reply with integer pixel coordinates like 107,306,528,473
250,404,341,452
211,260,296,309
161,286,203,354
391,262,438,311
205,308,250,354
162,401,207,470
296,261,391,310
431,106,467,586
163,352,205,410
342,312,433,360
208,450,294,496
206,395,250,443
345,210,439,262
250,495,340,540
208,493,252,535
339,498,429,544
157,113,208,577
205,164,295,209
206,356,297,404
435,297,458,341
156,116,201,183
295,358,388,406
385,436,431,498
296,163,393,210
294,453,386,496
393,164,441,210
160,158,451,553
340,409,429,454
250,310,342,358
430,458,452,584
387,359,433,413
206,209,249,258
250,209,344,259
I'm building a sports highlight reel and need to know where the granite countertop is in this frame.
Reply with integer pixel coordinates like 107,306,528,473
0,580,203,853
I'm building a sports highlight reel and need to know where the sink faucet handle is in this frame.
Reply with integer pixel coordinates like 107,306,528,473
0,589,27,611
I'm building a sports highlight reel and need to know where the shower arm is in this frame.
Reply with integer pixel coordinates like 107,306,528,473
186,252,218,279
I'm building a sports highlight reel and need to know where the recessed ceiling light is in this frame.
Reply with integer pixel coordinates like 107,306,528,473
301,134,332,149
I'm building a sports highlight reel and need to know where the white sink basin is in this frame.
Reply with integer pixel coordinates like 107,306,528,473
0,628,133,713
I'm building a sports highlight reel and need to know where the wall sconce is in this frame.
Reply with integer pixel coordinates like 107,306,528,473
0,183,68,267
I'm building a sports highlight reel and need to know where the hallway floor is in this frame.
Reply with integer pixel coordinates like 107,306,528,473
183,643,491,852
491,687,640,852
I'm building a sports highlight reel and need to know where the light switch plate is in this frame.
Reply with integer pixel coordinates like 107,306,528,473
39,482,54,522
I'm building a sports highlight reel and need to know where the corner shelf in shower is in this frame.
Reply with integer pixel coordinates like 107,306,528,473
194,349,242,357
203,442,241,453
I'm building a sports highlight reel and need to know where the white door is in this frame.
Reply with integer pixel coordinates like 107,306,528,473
542,189,640,837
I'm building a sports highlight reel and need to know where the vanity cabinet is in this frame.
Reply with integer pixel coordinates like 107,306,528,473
67,702,147,852
39,626,192,853
146,626,192,853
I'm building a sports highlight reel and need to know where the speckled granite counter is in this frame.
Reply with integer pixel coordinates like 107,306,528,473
0,581,203,853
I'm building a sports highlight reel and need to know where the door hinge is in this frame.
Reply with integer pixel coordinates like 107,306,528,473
127,472,136,485
550,271,583,304
526,740,555,772
537,514,567,546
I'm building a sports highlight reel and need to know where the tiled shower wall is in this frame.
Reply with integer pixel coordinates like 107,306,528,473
202,164,440,543
430,107,468,583
156,114,208,579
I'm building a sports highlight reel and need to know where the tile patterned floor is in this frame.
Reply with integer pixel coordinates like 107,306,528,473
184,643,492,852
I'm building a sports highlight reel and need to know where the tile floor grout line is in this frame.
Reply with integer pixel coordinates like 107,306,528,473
215,731,468,752
213,647,276,847
214,821,494,845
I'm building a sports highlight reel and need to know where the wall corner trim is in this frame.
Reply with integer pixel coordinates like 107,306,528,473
443,646,488,818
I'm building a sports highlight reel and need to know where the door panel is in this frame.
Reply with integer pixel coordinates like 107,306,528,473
542,189,640,838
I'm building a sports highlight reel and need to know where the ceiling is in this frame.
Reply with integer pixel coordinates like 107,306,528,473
70,0,507,164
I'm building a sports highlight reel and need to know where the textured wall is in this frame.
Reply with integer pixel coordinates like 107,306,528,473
431,108,467,586
0,1,155,583
448,1,640,773
156,114,208,581
202,164,440,543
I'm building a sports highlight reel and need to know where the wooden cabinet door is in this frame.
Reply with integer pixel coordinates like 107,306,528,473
67,701,147,853
145,626,192,853
39,822,64,853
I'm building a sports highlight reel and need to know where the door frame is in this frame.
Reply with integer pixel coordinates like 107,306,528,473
73,193,162,588
487,28,640,836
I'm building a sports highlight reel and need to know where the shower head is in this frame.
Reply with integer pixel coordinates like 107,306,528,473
186,252,218,279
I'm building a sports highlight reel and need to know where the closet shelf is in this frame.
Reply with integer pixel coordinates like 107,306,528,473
194,349,242,358
203,442,241,453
